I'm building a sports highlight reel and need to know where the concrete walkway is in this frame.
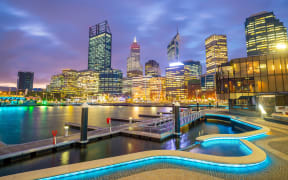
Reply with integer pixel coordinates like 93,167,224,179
119,168,223,180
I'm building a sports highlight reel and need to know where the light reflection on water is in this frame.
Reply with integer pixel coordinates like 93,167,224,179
0,106,171,144
0,120,248,177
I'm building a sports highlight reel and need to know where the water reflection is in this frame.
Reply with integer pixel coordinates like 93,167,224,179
0,106,171,144
0,120,246,177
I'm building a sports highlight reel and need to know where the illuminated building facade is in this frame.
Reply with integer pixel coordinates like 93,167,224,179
88,21,112,71
17,72,34,91
127,37,143,78
165,63,188,101
201,74,215,91
122,78,132,97
145,60,161,77
131,76,150,102
77,70,99,97
205,35,228,75
167,31,180,62
183,60,202,80
149,76,166,102
187,79,201,100
99,69,122,95
48,69,101,98
216,53,288,114
49,69,79,97
245,11,288,56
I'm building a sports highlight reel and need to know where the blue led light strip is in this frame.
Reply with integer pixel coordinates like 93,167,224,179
40,155,267,180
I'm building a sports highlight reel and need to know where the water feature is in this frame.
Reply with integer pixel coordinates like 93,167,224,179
189,139,252,156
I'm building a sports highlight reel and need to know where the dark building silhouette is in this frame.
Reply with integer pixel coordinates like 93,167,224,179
17,72,34,91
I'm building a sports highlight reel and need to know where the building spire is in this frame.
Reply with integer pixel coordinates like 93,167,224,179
134,36,137,43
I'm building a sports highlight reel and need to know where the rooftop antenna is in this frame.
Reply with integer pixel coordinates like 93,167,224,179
134,36,137,43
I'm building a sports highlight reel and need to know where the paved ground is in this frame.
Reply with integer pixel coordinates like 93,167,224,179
118,113,288,180
119,168,223,180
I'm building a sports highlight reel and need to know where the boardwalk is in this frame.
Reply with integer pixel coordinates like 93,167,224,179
0,111,203,163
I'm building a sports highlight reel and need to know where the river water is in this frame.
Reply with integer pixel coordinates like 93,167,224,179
0,105,248,177
0,106,171,144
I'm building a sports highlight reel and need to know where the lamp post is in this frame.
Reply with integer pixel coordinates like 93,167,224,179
64,125,69,137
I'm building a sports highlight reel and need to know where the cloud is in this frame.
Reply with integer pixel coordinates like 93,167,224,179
0,2,28,17
18,24,61,45
137,3,166,33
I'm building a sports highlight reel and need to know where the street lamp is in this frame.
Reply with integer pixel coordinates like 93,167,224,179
64,125,69,137
276,43,287,50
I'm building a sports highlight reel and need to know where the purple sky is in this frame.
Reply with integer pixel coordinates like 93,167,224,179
0,0,287,88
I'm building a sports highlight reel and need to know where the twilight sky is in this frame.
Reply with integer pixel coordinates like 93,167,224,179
0,0,287,88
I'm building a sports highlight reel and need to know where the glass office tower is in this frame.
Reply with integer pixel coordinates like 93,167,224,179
99,69,123,95
127,37,143,78
167,31,180,62
88,21,112,71
145,59,161,77
205,34,228,75
17,72,34,91
166,63,188,101
245,11,288,56
183,60,202,80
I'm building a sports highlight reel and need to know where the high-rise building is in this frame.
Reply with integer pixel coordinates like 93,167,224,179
205,34,228,75
165,62,188,101
145,60,161,77
245,11,288,56
149,76,166,102
77,70,99,97
17,72,34,91
99,69,122,95
167,31,180,62
127,37,143,78
88,21,112,71
48,69,80,98
201,74,215,91
122,78,132,96
183,60,202,80
131,76,151,102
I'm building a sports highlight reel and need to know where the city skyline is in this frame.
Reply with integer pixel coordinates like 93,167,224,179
0,0,288,88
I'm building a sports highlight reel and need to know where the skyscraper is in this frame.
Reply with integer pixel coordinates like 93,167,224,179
205,34,228,75
88,21,112,71
183,60,202,80
145,60,161,77
245,11,288,56
17,72,34,91
167,31,180,62
127,37,143,78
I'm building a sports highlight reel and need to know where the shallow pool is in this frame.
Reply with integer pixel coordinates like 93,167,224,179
189,139,252,156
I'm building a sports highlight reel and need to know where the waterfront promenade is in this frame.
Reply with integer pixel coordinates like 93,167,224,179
0,111,202,164
3,109,287,180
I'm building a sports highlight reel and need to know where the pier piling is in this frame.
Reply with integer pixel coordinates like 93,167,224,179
80,104,89,144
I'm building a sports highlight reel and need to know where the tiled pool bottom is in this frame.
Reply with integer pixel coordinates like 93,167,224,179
40,155,269,180
190,140,252,156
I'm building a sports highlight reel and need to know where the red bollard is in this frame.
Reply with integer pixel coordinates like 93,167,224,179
107,117,111,132
106,117,111,124
52,130,57,145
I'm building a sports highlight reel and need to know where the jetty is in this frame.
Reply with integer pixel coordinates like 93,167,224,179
0,110,204,165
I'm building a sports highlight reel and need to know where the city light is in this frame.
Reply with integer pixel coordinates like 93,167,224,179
258,104,267,114
169,62,184,67
276,43,287,50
